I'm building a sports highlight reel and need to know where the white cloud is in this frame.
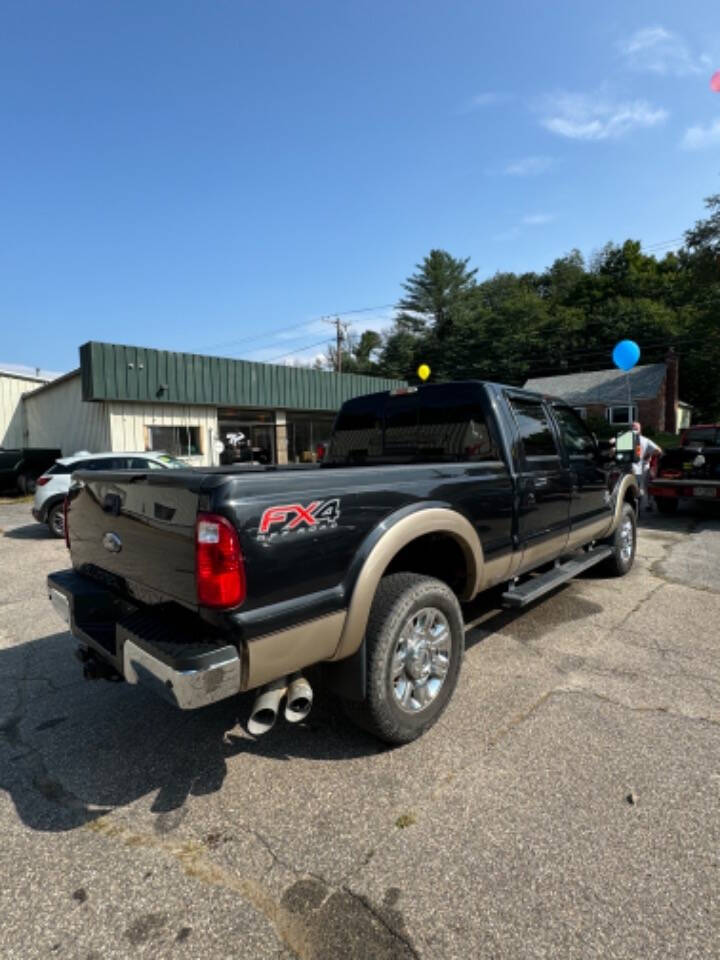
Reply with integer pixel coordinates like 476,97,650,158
522,213,555,226
493,213,555,241
504,155,556,176
540,92,667,140
620,26,710,76
459,91,511,113
243,308,396,367
681,118,720,150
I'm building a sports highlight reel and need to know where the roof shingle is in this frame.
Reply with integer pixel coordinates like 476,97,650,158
524,363,667,405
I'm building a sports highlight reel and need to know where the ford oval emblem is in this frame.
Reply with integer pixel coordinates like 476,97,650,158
102,532,122,553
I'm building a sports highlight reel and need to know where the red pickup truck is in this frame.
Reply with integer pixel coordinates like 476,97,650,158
649,425,720,514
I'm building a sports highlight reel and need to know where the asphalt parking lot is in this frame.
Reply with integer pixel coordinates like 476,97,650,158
1,499,719,960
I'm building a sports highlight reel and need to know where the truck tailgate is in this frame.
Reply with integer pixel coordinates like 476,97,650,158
68,472,201,609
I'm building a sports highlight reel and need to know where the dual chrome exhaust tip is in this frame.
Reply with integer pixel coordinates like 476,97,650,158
247,672,313,736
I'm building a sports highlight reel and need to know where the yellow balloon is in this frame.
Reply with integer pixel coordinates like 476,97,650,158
417,363,431,381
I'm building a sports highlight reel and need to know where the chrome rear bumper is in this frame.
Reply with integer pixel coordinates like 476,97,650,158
122,638,241,709
47,570,242,710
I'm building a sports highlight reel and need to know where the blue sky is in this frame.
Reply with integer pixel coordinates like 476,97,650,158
2,0,719,376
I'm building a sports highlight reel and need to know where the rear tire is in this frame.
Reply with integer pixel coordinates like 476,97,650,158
342,573,464,745
600,501,636,577
17,474,35,495
656,497,678,515
47,503,65,539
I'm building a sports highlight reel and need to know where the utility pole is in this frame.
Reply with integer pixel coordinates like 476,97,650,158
325,316,349,372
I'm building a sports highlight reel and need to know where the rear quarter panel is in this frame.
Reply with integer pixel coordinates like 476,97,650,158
211,462,515,616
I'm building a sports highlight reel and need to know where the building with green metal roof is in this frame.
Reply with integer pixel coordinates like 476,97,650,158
21,341,405,466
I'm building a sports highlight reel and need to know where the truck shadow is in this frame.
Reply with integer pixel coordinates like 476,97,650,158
0,630,391,834
2,578,598,836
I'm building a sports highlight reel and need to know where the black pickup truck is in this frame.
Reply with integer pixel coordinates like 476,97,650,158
48,381,638,745
0,447,62,494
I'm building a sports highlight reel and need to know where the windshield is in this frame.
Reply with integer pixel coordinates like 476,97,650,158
685,428,718,446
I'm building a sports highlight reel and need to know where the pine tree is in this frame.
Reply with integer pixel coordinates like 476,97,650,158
396,249,477,338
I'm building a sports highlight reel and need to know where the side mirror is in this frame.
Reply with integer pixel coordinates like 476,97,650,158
615,430,639,463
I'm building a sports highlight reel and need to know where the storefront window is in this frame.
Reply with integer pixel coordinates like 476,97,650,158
286,412,336,463
147,425,201,457
217,408,276,464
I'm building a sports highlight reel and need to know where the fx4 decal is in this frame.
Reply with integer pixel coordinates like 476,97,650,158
257,499,340,541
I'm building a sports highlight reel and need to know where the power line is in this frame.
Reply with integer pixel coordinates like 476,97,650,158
262,338,331,364
187,302,396,355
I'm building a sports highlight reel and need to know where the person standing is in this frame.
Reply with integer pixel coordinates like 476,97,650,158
632,421,663,512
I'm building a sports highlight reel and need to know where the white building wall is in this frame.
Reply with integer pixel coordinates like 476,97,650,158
108,401,218,467
24,374,111,455
0,373,47,447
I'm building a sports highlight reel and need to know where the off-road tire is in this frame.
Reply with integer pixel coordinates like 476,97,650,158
600,501,637,577
655,497,678,515
342,573,464,745
47,503,65,539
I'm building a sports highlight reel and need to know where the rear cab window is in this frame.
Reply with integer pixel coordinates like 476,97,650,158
326,383,502,465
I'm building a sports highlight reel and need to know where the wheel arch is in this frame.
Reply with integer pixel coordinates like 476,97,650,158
607,473,639,532
330,503,483,663
43,495,66,522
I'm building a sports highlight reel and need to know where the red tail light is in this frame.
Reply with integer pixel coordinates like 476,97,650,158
36,476,51,486
660,468,683,479
195,513,245,608
63,496,70,549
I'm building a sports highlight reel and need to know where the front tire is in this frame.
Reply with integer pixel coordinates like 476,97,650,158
600,501,636,577
343,573,464,745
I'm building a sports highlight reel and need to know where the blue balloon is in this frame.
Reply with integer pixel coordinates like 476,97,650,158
612,340,640,371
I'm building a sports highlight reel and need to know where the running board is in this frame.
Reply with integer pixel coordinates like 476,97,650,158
501,546,613,608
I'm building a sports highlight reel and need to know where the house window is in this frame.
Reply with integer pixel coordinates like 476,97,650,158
572,407,587,419
147,425,201,457
606,405,638,426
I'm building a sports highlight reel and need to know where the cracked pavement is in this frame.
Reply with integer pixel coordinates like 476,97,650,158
1,500,719,959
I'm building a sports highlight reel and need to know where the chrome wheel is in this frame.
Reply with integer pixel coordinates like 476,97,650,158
619,517,634,563
390,607,451,713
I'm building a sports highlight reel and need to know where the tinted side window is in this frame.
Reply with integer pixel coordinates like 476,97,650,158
47,462,72,475
509,398,559,458
552,405,597,455
82,457,128,470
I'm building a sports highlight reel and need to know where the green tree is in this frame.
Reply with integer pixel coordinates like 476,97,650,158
396,249,477,338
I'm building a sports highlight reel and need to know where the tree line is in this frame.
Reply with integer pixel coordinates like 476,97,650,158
322,194,720,421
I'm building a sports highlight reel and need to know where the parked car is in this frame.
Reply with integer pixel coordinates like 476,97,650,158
650,425,720,513
33,450,186,537
0,447,62,494
48,380,638,745
680,424,720,448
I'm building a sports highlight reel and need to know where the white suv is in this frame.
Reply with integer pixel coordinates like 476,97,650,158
32,451,187,538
